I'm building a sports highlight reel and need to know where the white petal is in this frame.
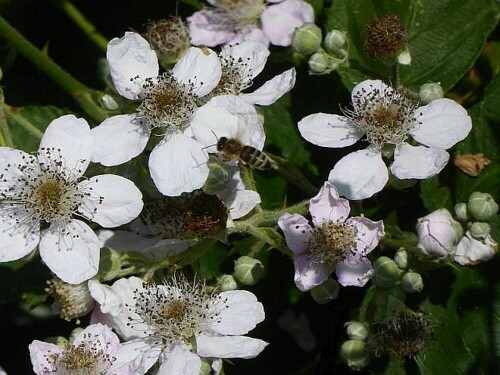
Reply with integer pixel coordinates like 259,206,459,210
195,95,265,149
335,255,374,287
211,290,265,335
173,47,222,97
261,0,314,46
0,207,39,262
39,220,99,284
298,113,363,148
78,174,143,228
98,229,160,253
328,148,388,200
196,335,268,359
225,189,261,219
110,337,162,375
88,279,123,316
91,114,150,166
0,147,34,192
107,32,159,100
294,255,329,291
391,143,449,179
38,115,93,177
187,10,236,47
411,98,472,149
220,41,269,79
219,166,261,219
29,340,63,374
73,323,120,354
309,181,350,225
454,232,497,265
351,80,393,110
149,134,209,196
158,345,201,375
239,67,296,105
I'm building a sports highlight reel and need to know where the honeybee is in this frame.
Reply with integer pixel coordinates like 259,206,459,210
216,137,271,170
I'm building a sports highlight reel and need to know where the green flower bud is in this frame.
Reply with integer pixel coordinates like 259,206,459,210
340,340,369,369
308,50,339,75
100,94,119,110
324,29,347,53
396,46,412,65
373,256,402,288
0,66,3,81
233,256,264,286
310,278,339,304
467,192,499,221
454,202,469,222
468,222,491,241
292,23,322,55
199,359,212,375
419,82,444,104
393,249,408,270
401,272,424,293
216,274,238,292
345,321,368,341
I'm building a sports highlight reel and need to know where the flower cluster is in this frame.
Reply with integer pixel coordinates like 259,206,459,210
0,1,497,375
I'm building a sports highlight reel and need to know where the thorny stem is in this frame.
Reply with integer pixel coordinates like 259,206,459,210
0,14,108,123
50,0,108,53
234,199,309,229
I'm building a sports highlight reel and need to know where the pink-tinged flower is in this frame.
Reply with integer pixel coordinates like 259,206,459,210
454,231,498,265
29,323,150,374
0,115,143,284
90,275,267,374
416,208,463,257
187,0,314,47
298,80,472,200
278,182,384,290
91,31,222,196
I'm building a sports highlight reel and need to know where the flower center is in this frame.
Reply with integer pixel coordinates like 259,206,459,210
210,0,265,30
48,333,115,375
144,17,190,63
138,72,198,131
347,85,420,150
308,221,357,265
0,148,97,231
46,277,94,322
207,54,253,99
131,276,225,344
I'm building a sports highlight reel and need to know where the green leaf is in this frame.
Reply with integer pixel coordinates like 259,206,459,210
7,105,71,152
325,0,499,91
484,73,500,122
454,104,500,202
261,93,316,171
416,260,500,374
197,242,228,280
420,176,452,212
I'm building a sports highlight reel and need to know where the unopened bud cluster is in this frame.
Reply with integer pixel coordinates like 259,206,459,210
416,192,498,266
291,23,349,75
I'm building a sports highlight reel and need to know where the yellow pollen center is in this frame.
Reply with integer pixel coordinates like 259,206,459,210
164,300,187,322
308,221,357,265
34,179,62,212
372,107,399,128
58,345,98,371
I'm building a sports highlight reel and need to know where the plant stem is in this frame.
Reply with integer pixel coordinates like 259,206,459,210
2,103,43,139
0,14,108,123
0,102,14,147
50,0,108,53
235,199,309,228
